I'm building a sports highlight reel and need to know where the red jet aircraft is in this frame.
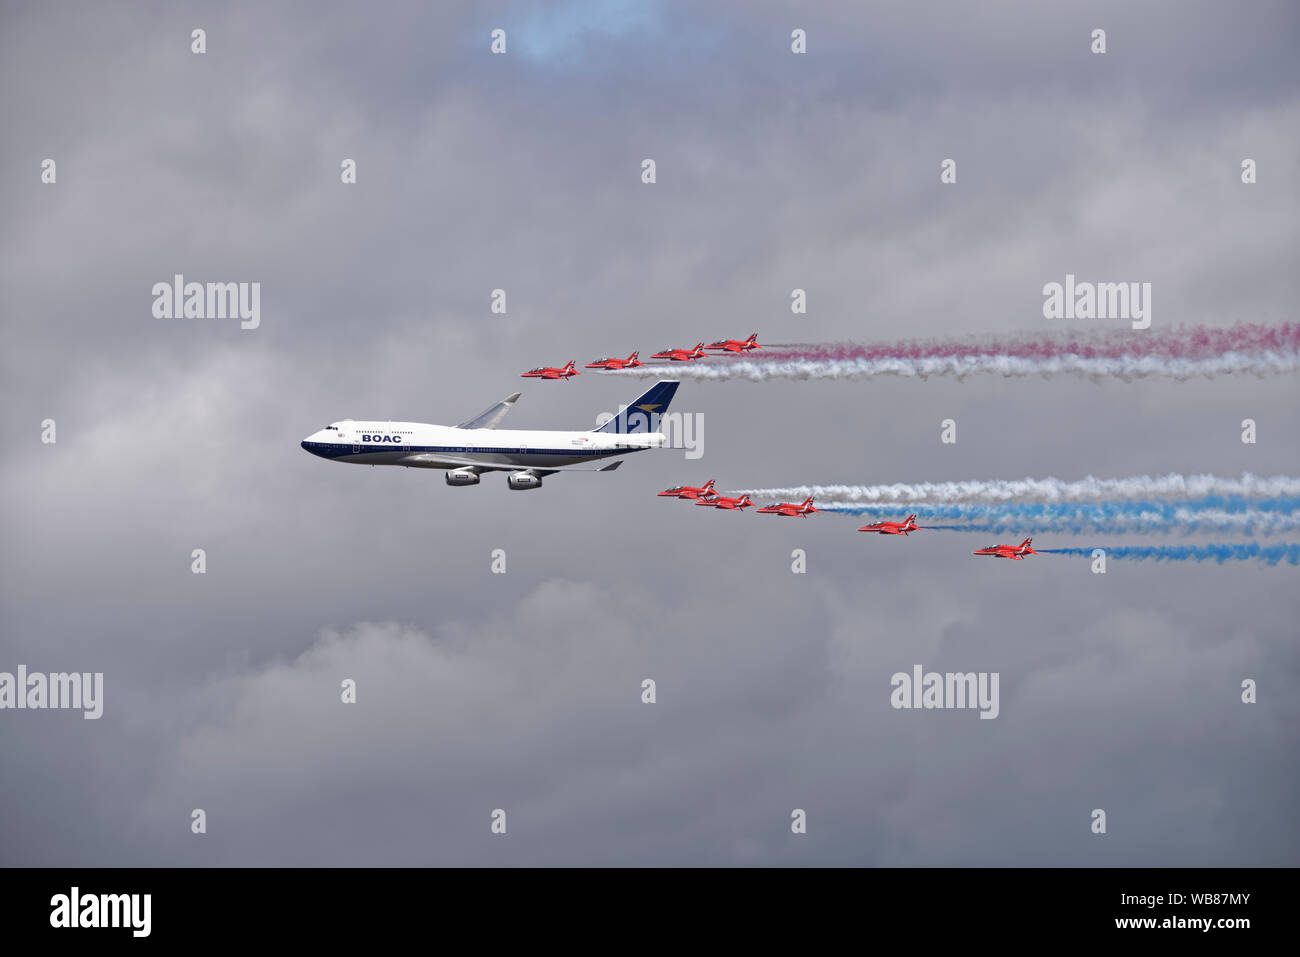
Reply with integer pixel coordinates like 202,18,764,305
520,360,579,380
757,496,817,517
695,493,754,511
658,479,716,500
706,333,761,353
972,538,1036,560
586,351,642,370
859,514,920,535
651,343,707,361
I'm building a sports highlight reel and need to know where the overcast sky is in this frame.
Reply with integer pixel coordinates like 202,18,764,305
1,0,1298,865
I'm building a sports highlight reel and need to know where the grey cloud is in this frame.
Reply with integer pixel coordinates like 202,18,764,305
1,0,1297,866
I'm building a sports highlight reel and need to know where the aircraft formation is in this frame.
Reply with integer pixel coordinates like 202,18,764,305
524,334,760,377
659,481,815,516
659,483,1042,560
302,327,1299,565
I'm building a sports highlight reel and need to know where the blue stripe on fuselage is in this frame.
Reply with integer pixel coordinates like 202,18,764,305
300,441,638,465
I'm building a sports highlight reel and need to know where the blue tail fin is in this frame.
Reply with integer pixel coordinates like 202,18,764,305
594,380,679,434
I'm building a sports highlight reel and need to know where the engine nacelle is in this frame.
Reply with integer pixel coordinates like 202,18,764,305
445,468,481,486
508,471,542,491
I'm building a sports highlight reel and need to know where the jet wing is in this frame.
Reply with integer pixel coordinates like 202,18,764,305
403,452,623,475
456,392,522,430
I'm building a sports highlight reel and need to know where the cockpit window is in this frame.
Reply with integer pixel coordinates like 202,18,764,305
327,424,339,430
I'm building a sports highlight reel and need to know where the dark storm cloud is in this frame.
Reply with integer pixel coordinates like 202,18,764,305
1,0,1297,865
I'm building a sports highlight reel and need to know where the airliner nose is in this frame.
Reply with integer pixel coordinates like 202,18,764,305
302,429,340,459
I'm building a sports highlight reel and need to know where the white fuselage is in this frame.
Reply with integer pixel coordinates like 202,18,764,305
301,420,664,470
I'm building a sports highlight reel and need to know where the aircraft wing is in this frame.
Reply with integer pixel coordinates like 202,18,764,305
403,452,623,475
456,392,522,430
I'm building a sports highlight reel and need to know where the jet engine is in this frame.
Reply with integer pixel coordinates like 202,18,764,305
445,468,481,486
508,471,542,490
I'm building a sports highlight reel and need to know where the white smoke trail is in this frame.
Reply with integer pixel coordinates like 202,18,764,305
603,352,1300,381
736,474,1300,504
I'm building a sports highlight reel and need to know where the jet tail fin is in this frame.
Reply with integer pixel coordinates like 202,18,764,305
593,380,679,434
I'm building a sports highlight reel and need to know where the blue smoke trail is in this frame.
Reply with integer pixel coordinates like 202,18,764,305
1038,544,1300,565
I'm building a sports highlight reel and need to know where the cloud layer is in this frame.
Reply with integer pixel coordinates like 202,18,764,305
1,0,1297,865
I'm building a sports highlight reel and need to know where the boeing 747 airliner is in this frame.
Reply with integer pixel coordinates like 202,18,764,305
301,381,679,490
